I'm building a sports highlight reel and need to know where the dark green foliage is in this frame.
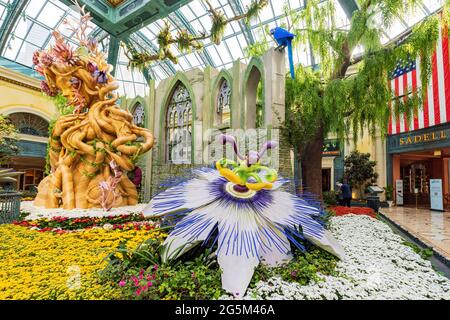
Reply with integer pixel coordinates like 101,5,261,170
251,249,339,286
343,150,378,197
402,241,434,260
383,185,394,201
0,138,20,165
210,11,227,45
0,115,19,165
282,66,324,153
323,190,339,206
100,234,339,300
44,94,71,175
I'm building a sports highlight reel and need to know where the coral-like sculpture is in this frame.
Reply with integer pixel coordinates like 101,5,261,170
33,2,154,210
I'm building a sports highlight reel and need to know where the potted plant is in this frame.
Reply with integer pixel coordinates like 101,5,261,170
384,185,394,207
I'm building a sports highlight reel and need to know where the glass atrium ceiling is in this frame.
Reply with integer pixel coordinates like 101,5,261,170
0,0,446,98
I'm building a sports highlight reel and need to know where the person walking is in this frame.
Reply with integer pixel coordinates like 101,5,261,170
340,179,352,207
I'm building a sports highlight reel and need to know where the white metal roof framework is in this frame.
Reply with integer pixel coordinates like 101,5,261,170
0,0,445,98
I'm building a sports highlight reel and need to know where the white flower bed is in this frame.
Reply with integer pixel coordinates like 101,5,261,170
222,215,450,300
21,201,147,220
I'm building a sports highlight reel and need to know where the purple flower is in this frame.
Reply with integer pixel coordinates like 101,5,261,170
41,81,57,97
87,62,97,74
40,52,54,67
70,77,80,86
32,51,40,66
87,37,97,50
118,280,126,287
94,70,108,84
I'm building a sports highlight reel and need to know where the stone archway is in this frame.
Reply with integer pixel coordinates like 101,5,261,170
243,58,265,130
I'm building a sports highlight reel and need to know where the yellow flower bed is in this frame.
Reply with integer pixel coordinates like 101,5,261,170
0,225,166,300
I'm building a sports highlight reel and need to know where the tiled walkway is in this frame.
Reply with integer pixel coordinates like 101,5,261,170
381,207,450,260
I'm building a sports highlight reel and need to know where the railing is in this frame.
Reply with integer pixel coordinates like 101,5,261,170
0,191,22,224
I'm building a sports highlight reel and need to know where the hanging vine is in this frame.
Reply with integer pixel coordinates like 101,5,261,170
123,0,268,71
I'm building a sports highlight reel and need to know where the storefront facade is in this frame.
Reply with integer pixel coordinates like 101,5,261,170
387,123,450,207
0,66,55,192
321,139,345,192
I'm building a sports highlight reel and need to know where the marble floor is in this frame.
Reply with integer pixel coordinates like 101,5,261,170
381,207,450,260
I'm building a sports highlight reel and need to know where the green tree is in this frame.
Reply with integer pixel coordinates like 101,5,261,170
343,150,378,198
0,115,19,165
273,0,448,197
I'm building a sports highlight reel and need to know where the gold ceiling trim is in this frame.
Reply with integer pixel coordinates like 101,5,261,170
106,0,126,7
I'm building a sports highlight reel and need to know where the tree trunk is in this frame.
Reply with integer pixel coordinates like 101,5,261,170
300,125,324,198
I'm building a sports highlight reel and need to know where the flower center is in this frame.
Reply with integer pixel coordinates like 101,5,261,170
225,182,256,199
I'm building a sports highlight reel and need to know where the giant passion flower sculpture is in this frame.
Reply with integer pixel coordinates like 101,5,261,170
33,3,154,210
144,134,345,297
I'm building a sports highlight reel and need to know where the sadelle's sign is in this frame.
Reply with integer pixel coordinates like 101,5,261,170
387,126,450,153
399,130,447,146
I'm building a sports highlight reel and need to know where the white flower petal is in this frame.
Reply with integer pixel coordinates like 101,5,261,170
143,177,220,217
218,251,260,298
161,212,217,261
304,230,346,260
259,228,293,266
257,190,345,258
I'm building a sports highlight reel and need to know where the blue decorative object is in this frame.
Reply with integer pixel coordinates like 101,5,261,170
271,27,296,79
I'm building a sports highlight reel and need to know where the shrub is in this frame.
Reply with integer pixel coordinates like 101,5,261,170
323,190,339,206
384,185,394,201
343,151,378,199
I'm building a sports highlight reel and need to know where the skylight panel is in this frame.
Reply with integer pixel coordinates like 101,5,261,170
225,37,242,60
25,0,45,19
179,5,196,21
209,0,221,7
37,2,65,29
27,24,50,47
198,13,212,31
120,64,134,82
123,81,135,97
189,19,204,34
3,37,21,60
140,28,155,40
206,46,224,66
404,6,427,27
257,3,274,23
386,18,407,39
271,1,285,16
135,83,146,97
215,44,232,64
16,42,39,66
423,0,444,14
177,56,191,70
12,18,31,39
222,4,234,18
188,0,207,17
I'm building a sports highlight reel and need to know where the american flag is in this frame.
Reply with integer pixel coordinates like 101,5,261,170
388,23,450,135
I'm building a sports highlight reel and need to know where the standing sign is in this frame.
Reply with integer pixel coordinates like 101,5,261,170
395,179,403,205
430,179,444,211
